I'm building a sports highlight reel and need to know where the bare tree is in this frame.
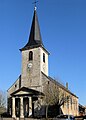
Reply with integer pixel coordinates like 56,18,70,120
0,90,6,115
43,82,69,118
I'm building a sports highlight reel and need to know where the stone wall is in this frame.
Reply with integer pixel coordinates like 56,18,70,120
0,118,42,120
21,48,41,90
0,118,65,120
7,76,20,95
0,118,12,120
41,72,79,116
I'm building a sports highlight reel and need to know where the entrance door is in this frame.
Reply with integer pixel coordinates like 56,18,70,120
23,98,29,117
15,98,20,117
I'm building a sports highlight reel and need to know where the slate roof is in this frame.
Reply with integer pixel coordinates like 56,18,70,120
41,72,78,98
20,8,44,51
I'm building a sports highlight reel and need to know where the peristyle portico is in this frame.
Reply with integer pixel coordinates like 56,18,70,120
8,87,44,118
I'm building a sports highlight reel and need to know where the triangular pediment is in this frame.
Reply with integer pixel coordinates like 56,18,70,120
14,90,32,95
11,87,44,97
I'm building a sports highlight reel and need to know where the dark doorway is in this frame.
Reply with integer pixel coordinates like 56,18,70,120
15,98,20,117
23,97,29,117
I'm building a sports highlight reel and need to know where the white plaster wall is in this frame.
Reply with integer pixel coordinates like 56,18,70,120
40,47,48,76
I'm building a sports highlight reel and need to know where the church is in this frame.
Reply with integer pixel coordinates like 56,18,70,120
7,6,79,119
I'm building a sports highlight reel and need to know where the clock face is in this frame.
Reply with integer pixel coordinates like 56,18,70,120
28,63,32,68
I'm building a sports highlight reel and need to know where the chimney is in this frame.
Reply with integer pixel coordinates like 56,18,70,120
66,82,68,89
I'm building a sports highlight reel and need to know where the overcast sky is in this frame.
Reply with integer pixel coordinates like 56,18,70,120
0,0,86,105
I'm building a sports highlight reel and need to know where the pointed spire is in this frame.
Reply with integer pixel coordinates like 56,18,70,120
20,7,44,51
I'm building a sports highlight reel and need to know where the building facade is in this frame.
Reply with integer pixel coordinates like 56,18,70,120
79,104,86,116
7,7,78,118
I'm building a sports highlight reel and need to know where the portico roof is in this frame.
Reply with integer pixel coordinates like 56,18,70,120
11,87,44,97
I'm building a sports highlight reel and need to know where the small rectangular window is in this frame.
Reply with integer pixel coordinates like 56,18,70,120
43,53,45,63
48,81,49,84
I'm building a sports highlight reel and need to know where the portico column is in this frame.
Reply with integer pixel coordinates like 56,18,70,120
20,97,24,118
29,97,32,116
12,97,16,118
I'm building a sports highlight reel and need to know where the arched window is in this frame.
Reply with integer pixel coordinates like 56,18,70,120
29,51,33,61
43,53,45,63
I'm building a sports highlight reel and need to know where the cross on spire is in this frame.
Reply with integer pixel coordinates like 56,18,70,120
32,0,38,10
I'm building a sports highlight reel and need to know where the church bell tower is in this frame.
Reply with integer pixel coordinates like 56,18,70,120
20,7,49,90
